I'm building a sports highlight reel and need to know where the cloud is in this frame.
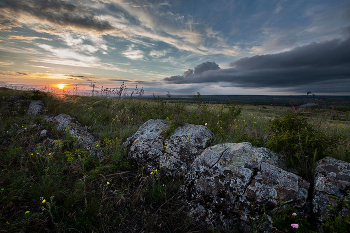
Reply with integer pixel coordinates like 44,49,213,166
0,61,14,66
194,61,220,75
38,44,99,63
65,75,94,81
164,37,350,93
0,0,114,32
8,35,51,42
122,44,144,60
164,61,221,83
149,49,170,58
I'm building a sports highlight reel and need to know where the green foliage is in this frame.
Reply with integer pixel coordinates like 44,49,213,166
267,111,337,159
321,196,350,232
272,203,314,233
266,111,341,180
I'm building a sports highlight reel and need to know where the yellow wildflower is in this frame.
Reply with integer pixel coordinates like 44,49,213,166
107,182,110,185
150,172,154,175
42,199,46,204
25,211,30,214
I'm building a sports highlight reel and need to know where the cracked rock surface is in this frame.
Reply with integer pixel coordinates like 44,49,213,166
181,142,310,232
313,157,350,226
46,113,97,151
124,119,214,175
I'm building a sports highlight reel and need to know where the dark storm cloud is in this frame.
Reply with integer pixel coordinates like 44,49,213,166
164,37,350,93
194,61,220,75
0,0,114,32
164,61,220,83
230,38,350,69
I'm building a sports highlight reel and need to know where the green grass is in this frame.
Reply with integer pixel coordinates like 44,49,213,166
0,87,349,232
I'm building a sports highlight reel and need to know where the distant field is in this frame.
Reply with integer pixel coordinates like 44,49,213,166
155,94,350,111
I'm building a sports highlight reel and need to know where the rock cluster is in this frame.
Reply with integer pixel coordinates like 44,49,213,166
45,113,96,150
123,119,214,176
125,120,350,232
24,100,99,154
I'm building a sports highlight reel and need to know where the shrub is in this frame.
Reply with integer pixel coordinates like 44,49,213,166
321,195,350,232
266,111,340,180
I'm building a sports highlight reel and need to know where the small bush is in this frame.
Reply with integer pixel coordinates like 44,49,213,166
266,111,341,180
321,196,350,233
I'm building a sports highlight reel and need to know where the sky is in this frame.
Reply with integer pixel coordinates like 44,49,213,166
0,0,349,95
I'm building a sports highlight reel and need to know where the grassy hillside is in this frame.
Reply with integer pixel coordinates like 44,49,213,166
1,87,349,232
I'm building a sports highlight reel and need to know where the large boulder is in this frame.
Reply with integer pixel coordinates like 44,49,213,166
46,113,97,151
124,119,214,175
181,142,310,232
27,100,46,115
160,123,214,176
313,157,350,226
123,119,170,172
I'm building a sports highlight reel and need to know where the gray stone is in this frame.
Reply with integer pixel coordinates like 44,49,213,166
313,157,350,224
124,119,214,175
123,119,171,172
181,142,310,232
46,113,97,151
160,123,214,176
27,100,46,115
40,129,48,137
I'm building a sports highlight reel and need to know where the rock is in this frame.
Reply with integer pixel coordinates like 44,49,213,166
123,119,171,172
40,129,48,137
181,142,310,232
124,119,214,175
313,157,350,225
46,113,97,151
6,95,24,108
160,123,214,176
27,100,46,115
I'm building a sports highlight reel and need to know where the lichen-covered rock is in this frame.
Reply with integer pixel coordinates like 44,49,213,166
46,113,97,151
123,119,171,172
160,123,214,176
181,142,310,232
27,100,46,115
313,157,350,224
124,120,214,175
245,162,310,209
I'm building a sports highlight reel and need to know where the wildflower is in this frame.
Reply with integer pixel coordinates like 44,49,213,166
42,199,46,204
163,184,165,187
25,211,30,214
205,123,207,126
107,182,110,185
150,172,154,175
155,169,158,172
292,213,297,216
164,145,168,150
291,224,298,228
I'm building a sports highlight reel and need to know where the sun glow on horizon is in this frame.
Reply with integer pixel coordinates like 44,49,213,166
57,84,66,89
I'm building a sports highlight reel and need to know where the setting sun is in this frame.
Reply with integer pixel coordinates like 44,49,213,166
57,84,65,89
